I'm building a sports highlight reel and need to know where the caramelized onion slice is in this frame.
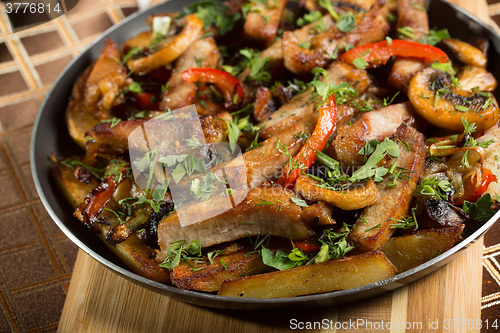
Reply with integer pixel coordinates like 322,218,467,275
127,14,203,75
294,175,380,210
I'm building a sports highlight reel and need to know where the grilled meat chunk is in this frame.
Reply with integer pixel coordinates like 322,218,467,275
331,102,420,167
244,114,318,188
156,186,320,261
159,37,222,112
388,0,429,91
283,0,389,75
244,0,287,47
171,250,267,291
348,125,426,252
258,61,371,139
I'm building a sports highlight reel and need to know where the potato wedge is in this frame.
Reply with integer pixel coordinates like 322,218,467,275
53,163,171,283
381,225,464,272
171,251,267,292
218,251,396,298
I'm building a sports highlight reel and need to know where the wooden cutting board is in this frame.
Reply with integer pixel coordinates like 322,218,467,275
58,1,490,332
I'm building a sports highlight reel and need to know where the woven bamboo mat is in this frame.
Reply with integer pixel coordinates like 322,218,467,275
0,0,499,332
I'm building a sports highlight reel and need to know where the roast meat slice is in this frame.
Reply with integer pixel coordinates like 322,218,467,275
156,186,320,261
348,125,426,252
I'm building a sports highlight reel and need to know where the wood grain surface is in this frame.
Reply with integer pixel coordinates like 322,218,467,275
58,0,490,332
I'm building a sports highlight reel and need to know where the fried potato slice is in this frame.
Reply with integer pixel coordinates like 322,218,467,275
171,250,267,292
53,163,171,283
218,251,396,298
381,225,464,272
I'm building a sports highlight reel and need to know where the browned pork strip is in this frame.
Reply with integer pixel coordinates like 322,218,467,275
258,61,371,139
171,250,267,291
388,0,429,91
85,119,147,155
348,125,426,253
244,0,288,47
200,111,232,143
305,0,377,12
244,113,318,188
159,37,222,111
66,66,101,149
396,0,429,39
156,186,319,261
239,15,331,103
85,110,230,155
283,0,389,75
331,102,419,167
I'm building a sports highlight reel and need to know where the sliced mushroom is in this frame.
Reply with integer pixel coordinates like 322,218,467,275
457,66,497,92
294,175,380,210
418,199,467,229
441,38,487,68
408,67,500,131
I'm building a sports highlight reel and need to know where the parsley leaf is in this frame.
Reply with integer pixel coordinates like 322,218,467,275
336,12,356,33
159,239,203,269
350,138,400,182
417,176,453,200
291,197,309,207
297,10,322,27
179,0,241,35
128,81,142,94
261,248,307,270
418,28,450,46
312,225,354,264
463,193,497,222
104,159,131,184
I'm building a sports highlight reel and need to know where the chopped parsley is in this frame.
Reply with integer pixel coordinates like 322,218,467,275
463,193,496,222
291,197,309,207
418,28,450,46
336,12,356,33
350,138,400,182
61,158,103,179
261,247,308,270
179,0,242,35
312,225,354,264
417,176,453,200
159,239,203,269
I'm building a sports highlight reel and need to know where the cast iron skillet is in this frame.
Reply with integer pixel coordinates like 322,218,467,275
31,0,500,309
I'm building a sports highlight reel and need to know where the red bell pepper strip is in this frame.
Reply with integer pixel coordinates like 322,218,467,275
292,240,321,252
339,39,450,68
278,94,337,188
181,67,245,109
131,92,159,110
467,168,497,202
